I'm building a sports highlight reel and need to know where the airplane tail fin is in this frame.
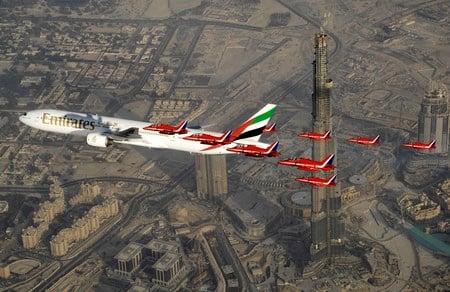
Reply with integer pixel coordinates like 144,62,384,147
176,120,188,132
326,175,337,185
263,123,276,134
428,140,436,148
322,129,332,139
231,104,277,142
319,154,335,168
372,134,380,144
264,141,279,154
218,130,232,143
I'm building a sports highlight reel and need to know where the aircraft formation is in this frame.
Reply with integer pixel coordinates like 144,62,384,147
20,104,437,188
279,127,437,188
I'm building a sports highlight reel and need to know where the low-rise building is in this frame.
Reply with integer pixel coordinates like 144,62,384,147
224,191,282,239
152,252,183,287
115,243,144,277
398,194,441,222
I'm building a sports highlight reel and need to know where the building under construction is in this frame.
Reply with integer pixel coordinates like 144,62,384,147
310,33,345,262
418,83,449,155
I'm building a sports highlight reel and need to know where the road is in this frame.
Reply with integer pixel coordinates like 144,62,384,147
375,0,449,26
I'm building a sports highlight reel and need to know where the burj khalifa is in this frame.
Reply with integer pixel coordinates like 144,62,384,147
310,33,345,261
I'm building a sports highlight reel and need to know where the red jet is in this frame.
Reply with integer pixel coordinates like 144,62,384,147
183,130,232,145
346,134,380,146
296,174,336,187
298,129,331,141
143,120,188,135
263,123,276,134
402,140,436,150
278,154,334,172
227,141,279,157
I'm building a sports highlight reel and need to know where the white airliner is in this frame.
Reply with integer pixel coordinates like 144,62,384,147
19,104,277,155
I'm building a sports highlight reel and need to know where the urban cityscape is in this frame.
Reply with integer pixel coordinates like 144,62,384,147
0,0,449,291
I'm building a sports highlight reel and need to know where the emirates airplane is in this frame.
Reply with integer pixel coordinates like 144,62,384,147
19,104,277,155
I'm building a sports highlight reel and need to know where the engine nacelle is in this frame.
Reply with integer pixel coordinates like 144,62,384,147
86,133,113,148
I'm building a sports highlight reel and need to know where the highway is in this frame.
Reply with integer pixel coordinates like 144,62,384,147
0,176,169,195
60,176,168,188
0,185,48,194
19,15,263,32
165,24,205,99
375,0,449,26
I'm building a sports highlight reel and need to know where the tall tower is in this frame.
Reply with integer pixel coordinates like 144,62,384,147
310,33,345,262
195,154,228,200
418,83,449,154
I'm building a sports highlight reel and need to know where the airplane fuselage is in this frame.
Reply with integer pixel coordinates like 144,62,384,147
402,142,436,150
296,176,336,187
278,158,328,168
298,131,331,141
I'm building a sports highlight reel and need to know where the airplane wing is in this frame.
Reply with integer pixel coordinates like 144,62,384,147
201,144,226,151
110,127,140,140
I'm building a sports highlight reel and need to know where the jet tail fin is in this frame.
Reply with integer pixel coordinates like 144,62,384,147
326,175,337,185
231,104,277,142
322,129,331,139
218,130,232,143
372,135,380,144
319,154,335,168
263,123,276,134
176,120,188,132
428,140,436,148
264,141,279,154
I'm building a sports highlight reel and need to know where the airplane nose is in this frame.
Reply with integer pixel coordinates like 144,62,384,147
19,113,29,124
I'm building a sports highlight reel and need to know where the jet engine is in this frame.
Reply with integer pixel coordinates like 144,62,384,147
86,133,113,148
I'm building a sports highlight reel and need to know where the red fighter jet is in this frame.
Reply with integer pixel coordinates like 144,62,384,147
346,134,380,146
402,140,436,150
296,174,336,188
227,141,279,157
278,154,335,172
143,120,188,135
183,130,232,145
298,129,331,141
263,123,276,134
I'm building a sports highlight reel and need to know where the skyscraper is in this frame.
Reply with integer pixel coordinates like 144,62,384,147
310,33,345,262
418,83,449,154
195,154,228,200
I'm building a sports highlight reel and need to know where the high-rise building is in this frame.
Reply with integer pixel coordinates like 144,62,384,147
418,83,449,154
310,33,345,262
195,154,228,200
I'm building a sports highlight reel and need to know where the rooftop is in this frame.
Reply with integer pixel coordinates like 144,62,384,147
225,190,282,225
114,242,143,261
152,252,180,270
290,191,311,206
145,239,178,253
